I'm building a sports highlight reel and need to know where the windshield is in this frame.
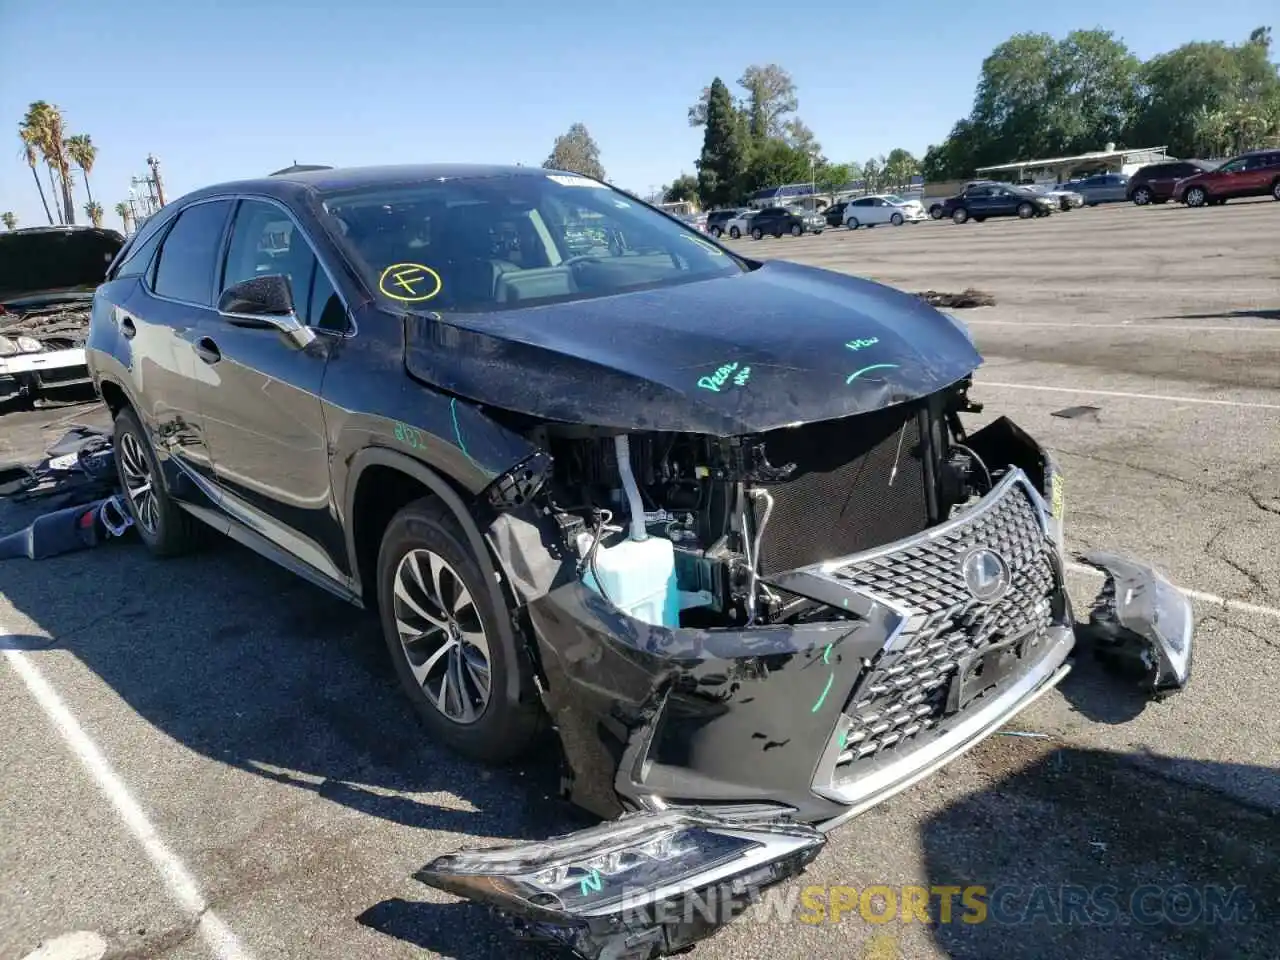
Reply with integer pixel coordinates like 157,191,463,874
883,194,907,205
321,173,745,313
0,227,123,302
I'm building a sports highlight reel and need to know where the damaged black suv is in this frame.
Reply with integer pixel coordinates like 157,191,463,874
87,165,1194,959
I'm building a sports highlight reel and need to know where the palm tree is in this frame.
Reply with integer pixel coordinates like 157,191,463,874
84,201,104,228
1,212,16,231
67,133,98,205
24,101,75,225
114,201,133,234
18,123,54,224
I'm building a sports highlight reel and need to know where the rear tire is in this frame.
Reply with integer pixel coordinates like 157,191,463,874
377,497,543,764
846,218,859,230
1272,180,1280,201
952,208,968,224
709,226,722,238
929,204,944,220
113,406,203,557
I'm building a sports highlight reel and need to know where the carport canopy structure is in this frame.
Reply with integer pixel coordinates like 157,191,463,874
975,145,1171,184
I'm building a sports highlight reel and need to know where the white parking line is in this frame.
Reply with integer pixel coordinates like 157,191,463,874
1065,562,1280,622
976,381,1280,411
965,320,1280,333
3,648,255,960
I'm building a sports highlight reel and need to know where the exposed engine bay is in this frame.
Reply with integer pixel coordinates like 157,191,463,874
1,302,92,351
530,378,1019,630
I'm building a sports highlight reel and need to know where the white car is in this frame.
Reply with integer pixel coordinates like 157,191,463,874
0,226,123,404
843,194,928,229
722,210,758,239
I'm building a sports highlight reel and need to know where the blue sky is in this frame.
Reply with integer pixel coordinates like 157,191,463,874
1,0,1275,230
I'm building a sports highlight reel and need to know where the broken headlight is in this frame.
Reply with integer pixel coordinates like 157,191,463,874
415,810,825,959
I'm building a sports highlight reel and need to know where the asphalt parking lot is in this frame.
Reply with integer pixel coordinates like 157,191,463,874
3,198,1278,960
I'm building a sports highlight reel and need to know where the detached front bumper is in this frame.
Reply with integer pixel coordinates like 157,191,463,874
0,347,92,396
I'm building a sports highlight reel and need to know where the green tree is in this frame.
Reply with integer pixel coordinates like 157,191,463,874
740,64,798,139
1,211,16,230
696,77,750,208
664,174,699,204
114,201,133,234
543,122,606,180
815,162,851,200
862,156,885,191
22,101,75,224
883,148,920,189
17,124,53,224
67,133,98,205
742,139,811,196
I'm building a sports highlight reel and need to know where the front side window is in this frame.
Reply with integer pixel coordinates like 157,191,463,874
322,173,744,312
152,200,234,305
1217,158,1246,174
221,199,318,319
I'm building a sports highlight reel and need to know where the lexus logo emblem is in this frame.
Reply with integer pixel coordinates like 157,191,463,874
962,548,1011,602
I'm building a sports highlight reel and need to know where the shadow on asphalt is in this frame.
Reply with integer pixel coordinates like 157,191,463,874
1160,308,1280,322
921,748,1278,959
0,529,577,846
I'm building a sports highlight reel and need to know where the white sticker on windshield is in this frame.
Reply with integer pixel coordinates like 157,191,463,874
547,174,606,188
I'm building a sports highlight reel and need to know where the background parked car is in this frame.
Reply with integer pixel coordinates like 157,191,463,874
749,206,825,238
1173,149,1280,206
1025,183,1084,211
1127,160,1217,205
724,209,757,239
1062,173,1130,205
705,209,746,237
843,194,927,229
940,183,1054,224
824,200,849,227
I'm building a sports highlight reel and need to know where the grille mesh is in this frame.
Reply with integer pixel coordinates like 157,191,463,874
830,480,1055,773
753,404,929,575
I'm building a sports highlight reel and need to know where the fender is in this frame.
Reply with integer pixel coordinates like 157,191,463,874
342,445,529,704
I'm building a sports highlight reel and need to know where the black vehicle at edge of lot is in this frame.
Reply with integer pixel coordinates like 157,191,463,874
939,183,1055,224
85,163,1196,960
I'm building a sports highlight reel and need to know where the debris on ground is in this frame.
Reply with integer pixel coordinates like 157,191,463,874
915,288,996,309
0,424,129,559
1051,405,1102,421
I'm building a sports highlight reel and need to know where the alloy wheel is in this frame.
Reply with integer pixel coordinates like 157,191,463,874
1134,188,1150,205
1186,187,1206,207
119,431,159,535
393,548,492,724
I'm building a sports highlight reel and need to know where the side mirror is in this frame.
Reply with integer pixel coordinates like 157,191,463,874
217,275,315,348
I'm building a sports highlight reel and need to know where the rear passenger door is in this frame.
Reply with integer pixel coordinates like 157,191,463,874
197,197,351,583
1241,153,1280,195
138,198,236,492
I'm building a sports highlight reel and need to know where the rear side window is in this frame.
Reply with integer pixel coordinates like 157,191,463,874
152,200,234,305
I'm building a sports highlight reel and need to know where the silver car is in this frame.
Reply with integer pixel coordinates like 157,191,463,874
1062,173,1130,205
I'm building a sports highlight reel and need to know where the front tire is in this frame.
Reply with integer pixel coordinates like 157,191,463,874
729,226,741,239
751,227,763,240
790,224,802,237
1185,186,1207,207
1017,202,1034,219
709,226,723,238
377,497,542,763
113,406,202,557
890,212,904,226
846,218,859,230
1133,187,1151,206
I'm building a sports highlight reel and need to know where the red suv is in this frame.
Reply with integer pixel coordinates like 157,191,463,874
1174,149,1280,206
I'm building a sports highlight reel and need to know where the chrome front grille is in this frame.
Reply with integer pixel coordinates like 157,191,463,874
829,477,1057,774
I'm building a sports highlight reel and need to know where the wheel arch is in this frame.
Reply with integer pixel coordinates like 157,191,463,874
344,446,530,703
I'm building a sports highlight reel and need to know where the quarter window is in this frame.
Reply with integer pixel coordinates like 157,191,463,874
152,200,234,304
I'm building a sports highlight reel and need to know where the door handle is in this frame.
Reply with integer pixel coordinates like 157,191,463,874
194,337,221,365
120,316,136,339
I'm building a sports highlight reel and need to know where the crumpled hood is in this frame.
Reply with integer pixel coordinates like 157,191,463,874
403,259,983,435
